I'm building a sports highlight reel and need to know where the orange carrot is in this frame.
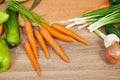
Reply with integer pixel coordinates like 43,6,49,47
41,23,75,42
52,23,89,45
84,3,111,14
24,21,38,59
34,30,50,59
0,24,3,35
39,27,70,63
24,41,41,76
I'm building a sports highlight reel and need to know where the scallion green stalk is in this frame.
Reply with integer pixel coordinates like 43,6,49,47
94,29,106,39
88,10,120,32
6,0,48,26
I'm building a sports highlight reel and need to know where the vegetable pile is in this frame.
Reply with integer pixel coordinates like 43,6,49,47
0,0,89,76
1,0,120,76
60,0,120,63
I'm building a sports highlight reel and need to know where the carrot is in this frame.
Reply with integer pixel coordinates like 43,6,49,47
0,24,3,35
52,23,89,45
24,21,38,59
34,30,50,59
39,27,70,63
41,23,75,42
24,41,41,76
84,3,111,14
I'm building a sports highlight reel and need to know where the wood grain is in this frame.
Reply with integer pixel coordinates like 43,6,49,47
0,0,120,80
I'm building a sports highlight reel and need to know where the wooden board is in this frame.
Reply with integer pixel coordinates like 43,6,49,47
1,0,120,80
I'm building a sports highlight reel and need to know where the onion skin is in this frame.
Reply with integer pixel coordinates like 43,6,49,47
105,41,120,63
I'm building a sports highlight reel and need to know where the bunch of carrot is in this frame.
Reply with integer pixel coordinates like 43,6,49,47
6,0,89,76
23,21,89,76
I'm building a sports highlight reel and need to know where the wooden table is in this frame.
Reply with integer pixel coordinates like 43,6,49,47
0,0,120,80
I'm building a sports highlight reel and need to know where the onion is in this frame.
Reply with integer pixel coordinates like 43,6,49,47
104,34,119,48
105,41,120,63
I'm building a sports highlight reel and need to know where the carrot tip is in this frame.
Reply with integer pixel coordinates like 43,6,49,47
46,55,50,59
87,43,90,45
76,40,90,45
66,60,70,63
37,70,41,77
64,58,70,63
85,42,90,45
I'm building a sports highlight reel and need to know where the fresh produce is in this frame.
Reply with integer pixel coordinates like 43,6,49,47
94,29,120,63
6,1,43,26
105,24,120,38
105,41,120,63
52,23,89,45
34,30,50,59
0,24,4,35
0,10,9,24
3,0,90,75
39,26,70,63
104,34,119,48
2,0,119,77
24,21,38,60
109,0,120,5
0,38,11,72
59,0,120,64
5,8,20,47
88,10,120,32
85,1,120,63
42,23,75,42
85,3,120,63
24,41,41,76
60,3,120,29
6,0,88,61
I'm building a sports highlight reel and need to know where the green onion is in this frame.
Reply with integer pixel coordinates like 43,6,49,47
59,3,120,31
88,10,120,32
94,29,106,39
